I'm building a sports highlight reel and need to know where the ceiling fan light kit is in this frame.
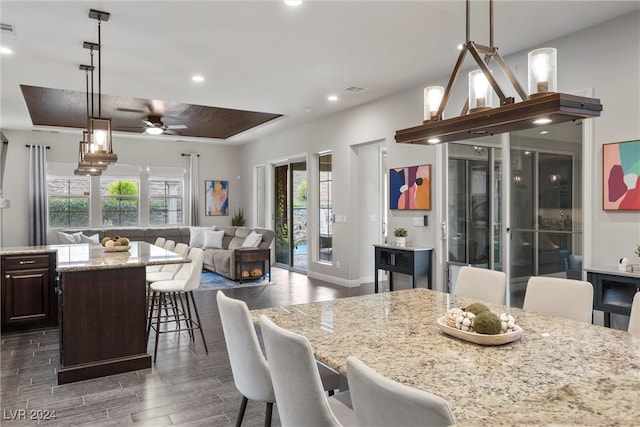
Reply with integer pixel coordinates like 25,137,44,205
396,0,602,146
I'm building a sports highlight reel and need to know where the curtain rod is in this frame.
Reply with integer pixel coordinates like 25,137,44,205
25,144,51,149
181,153,199,157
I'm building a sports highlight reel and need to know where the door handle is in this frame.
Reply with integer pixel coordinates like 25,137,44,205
441,222,447,240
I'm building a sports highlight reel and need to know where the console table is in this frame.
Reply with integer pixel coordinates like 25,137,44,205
586,266,640,327
373,245,433,293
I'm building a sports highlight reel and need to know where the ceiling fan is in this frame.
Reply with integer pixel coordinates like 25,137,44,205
117,100,187,135
142,115,187,135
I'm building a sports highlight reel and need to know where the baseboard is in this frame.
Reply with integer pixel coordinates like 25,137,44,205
307,271,361,288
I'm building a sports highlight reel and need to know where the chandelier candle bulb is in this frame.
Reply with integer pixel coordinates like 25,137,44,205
468,70,493,112
423,86,444,121
528,47,557,97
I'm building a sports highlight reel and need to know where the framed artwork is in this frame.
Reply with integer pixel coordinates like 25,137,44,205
603,140,640,210
205,180,229,216
390,164,431,210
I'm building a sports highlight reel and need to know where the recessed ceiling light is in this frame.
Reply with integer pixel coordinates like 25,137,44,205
192,75,204,82
540,130,549,135
428,138,441,144
0,47,13,55
284,0,303,6
533,118,552,125
457,44,463,50
327,95,338,102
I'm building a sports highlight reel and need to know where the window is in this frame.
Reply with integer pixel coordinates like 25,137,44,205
149,178,183,225
318,153,333,261
47,177,90,227
101,178,139,226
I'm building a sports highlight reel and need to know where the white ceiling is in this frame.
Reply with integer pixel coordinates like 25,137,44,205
1,0,638,144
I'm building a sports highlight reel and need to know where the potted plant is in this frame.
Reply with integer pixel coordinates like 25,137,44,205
394,227,408,247
231,208,245,226
633,244,640,272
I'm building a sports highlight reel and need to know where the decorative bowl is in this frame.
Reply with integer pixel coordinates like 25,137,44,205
103,245,131,253
436,316,523,346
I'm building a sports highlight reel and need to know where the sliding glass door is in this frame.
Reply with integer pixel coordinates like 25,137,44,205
274,160,308,272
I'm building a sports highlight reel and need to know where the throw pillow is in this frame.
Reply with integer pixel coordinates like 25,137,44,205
79,233,100,244
57,231,79,244
242,231,262,247
203,230,225,249
189,226,215,248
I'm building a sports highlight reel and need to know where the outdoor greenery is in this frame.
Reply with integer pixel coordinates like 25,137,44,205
49,197,89,227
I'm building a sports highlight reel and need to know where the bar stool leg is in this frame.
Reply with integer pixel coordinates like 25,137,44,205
153,291,163,363
189,291,208,354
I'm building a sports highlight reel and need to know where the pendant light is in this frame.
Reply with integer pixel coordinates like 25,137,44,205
75,64,106,176
84,9,117,164
396,0,602,145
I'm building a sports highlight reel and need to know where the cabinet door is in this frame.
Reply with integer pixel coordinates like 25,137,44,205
1,253,57,331
2,267,51,324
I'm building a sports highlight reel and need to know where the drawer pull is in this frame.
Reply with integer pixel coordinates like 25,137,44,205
19,260,36,265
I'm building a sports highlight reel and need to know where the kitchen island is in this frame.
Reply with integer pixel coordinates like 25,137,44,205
0,242,188,384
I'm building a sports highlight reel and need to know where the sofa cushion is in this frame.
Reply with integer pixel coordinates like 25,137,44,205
203,230,225,249
213,250,232,276
242,230,263,247
228,237,244,252
79,233,100,244
57,231,82,244
189,226,214,248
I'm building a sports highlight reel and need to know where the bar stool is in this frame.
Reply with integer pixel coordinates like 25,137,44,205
146,247,208,362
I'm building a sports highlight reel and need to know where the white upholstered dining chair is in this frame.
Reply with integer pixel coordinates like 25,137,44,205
453,266,506,304
346,355,455,427
217,292,341,427
522,276,593,323
628,291,640,335
259,314,354,427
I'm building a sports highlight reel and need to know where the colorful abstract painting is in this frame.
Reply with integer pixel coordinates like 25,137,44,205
390,164,431,210
603,140,640,210
205,180,229,216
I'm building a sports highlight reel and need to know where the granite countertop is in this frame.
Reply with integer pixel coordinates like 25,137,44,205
251,289,640,425
0,241,188,272
586,264,640,278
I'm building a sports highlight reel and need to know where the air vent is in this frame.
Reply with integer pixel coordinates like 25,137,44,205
345,86,366,93
0,23,16,35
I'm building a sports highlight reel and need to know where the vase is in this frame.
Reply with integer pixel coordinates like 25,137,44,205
396,237,406,247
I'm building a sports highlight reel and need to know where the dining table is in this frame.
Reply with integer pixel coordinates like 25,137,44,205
250,288,640,426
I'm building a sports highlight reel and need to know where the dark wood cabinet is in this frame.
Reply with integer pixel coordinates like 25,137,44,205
586,267,640,327
374,245,433,293
1,252,58,332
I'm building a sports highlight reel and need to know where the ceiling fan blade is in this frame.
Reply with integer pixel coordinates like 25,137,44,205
166,124,187,130
117,107,147,113
142,120,155,127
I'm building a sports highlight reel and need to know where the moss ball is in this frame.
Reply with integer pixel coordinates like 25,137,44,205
473,311,502,335
463,302,491,315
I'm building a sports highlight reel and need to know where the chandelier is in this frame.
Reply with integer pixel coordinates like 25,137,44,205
396,0,602,145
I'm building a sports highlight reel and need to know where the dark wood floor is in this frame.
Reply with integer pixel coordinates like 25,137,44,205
1,268,374,426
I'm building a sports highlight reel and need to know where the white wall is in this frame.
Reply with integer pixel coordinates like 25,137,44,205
239,10,640,286
0,130,242,247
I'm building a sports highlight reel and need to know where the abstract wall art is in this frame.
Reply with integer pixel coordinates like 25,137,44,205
603,140,640,210
390,164,431,210
205,180,229,216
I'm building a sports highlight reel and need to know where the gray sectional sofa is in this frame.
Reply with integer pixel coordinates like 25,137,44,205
56,225,274,281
